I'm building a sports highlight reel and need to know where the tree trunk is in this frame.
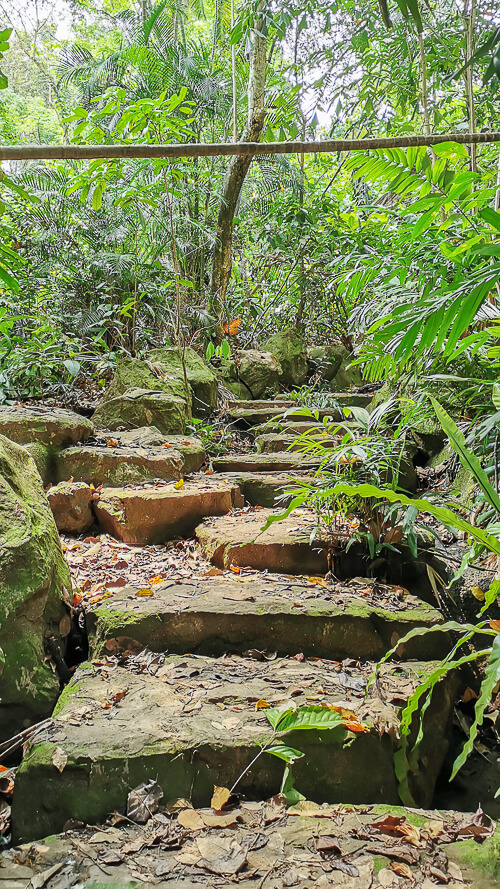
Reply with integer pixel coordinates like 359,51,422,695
209,17,267,339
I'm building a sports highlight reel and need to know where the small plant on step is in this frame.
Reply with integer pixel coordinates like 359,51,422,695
268,397,431,568
230,704,369,805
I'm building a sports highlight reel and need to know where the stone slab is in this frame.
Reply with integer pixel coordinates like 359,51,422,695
88,575,446,661
0,405,93,448
108,429,206,473
212,452,321,473
255,432,338,454
12,654,458,839
228,405,343,427
222,471,315,507
196,509,328,574
57,445,183,486
3,804,494,889
47,481,94,534
94,479,244,545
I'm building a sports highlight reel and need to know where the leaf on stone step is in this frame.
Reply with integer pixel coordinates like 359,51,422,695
457,804,494,839
287,800,336,817
51,747,68,773
315,835,342,855
370,814,420,846
199,809,242,828
255,699,271,710
204,567,224,576
307,576,328,587
148,575,166,584
177,808,205,831
127,779,163,823
211,785,231,813
135,588,154,597
196,836,247,875
174,479,184,489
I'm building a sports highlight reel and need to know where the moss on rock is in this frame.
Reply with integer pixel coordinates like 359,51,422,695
149,346,218,416
262,328,308,387
93,388,187,435
0,436,70,738
220,350,283,400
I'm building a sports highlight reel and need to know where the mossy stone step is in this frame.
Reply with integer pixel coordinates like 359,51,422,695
94,479,244,545
12,655,458,840
212,452,321,473
87,574,445,661
57,445,184,486
223,471,316,507
0,405,93,448
228,405,342,427
196,508,328,574
4,803,496,889
255,432,338,454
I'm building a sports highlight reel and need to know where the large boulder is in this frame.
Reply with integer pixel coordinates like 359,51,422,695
262,328,308,387
220,350,283,400
0,436,70,738
104,357,186,403
149,346,218,416
92,388,187,435
0,405,93,448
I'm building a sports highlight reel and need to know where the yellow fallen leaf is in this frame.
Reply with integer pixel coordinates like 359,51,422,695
255,699,270,710
471,585,485,601
136,588,154,597
178,808,205,831
174,478,184,489
211,785,231,813
307,576,328,587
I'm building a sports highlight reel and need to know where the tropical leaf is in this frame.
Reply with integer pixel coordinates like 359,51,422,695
429,397,500,516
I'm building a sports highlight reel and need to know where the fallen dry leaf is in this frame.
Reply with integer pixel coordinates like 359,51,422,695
178,808,205,831
211,785,231,813
51,747,68,773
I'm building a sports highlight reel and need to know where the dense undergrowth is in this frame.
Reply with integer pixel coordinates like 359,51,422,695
1,0,500,805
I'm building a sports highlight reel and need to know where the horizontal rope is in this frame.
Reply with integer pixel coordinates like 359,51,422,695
1,131,500,161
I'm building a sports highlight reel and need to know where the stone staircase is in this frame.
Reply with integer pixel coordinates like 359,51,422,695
2,397,463,845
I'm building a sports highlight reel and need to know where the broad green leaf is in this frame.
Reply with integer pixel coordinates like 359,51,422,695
479,207,500,232
280,764,305,805
329,482,500,556
266,744,304,764
269,705,346,733
430,397,500,516
0,265,19,293
63,359,81,378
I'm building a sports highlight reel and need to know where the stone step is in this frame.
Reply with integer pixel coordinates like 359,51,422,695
255,432,338,454
251,419,344,437
228,405,342,427
222,471,316,507
195,509,447,602
196,508,328,574
12,654,458,839
87,574,445,661
93,479,244,545
212,452,321,473
229,395,373,427
0,404,93,447
4,801,496,889
56,445,184,486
